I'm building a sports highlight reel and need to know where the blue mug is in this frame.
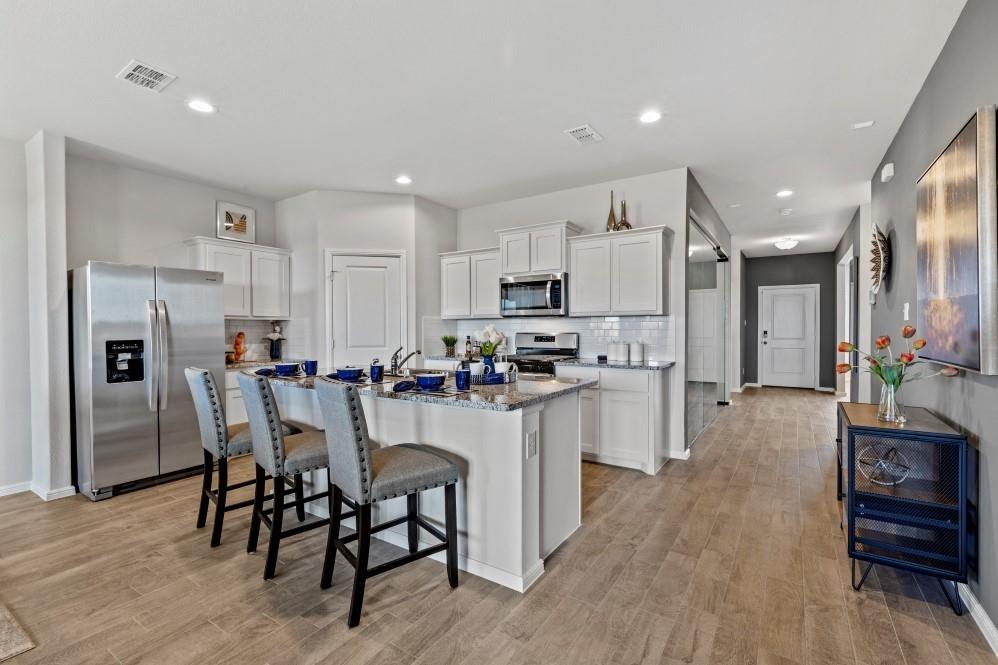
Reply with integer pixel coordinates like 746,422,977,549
455,368,471,391
370,363,384,383
303,360,318,376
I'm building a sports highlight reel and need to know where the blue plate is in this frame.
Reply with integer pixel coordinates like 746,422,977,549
255,368,274,377
392,380,416,392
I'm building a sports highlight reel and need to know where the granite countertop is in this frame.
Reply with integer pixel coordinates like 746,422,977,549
225,359,302,370
554,358,675,371
249,368,596,412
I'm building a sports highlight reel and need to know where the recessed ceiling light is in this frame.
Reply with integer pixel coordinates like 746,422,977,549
776,189,794,198
395,174,412,185
727,203,742,209
187,99,216,114
639,110,662,124
851,120,876,130
779,208,793,216
774,237,799,250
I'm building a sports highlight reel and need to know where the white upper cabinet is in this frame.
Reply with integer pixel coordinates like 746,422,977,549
470,251,501,318
497,220,580,276
187,237,291,319
568,237,612,315
440,254,472,318
568,226,669,316
251,250,291,318
439,248,500,319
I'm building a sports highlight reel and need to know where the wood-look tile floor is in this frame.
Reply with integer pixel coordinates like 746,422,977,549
1,387,995,664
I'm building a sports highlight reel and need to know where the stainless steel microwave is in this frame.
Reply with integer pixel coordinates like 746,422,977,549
500,273,567,317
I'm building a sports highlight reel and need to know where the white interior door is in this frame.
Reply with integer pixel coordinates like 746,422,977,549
760,285,817,388
689,289,719,383
331,255,403,368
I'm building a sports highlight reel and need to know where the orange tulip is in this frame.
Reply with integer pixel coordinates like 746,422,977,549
902,325,916,338
875,335,891,349
838,341,855,353
899,352,914,364
869,357,879,368
912,338,927,350
835,363,852,374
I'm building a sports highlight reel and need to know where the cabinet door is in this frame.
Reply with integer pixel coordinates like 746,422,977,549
440,255,471,318
569,238,611,315
251,250,291,318
204,244,252,317
470,251,501,318
500,231,532,275
225,389,248,425
580,389,600,456
610,234,662,314
530,227,564,273
599,390,649,462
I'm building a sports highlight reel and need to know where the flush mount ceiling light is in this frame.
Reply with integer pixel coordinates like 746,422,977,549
639,109,662,124
774,237,799,250
776,189,794,198
395,174,412,185
851,120,876,130
186,99,216,114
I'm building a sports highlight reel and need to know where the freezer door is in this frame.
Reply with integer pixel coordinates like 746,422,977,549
86,262,160,490
155,267,225,473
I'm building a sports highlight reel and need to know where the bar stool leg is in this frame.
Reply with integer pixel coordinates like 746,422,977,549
347,503,372,628
445,483,458,588
247,465,266,553
321,484,343,589
196,449,212,529
210,458,228,547
293,473,306,522
264,477,285,580
407,494,419,553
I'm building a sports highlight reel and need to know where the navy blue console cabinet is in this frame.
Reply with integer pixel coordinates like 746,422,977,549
837,402,967,615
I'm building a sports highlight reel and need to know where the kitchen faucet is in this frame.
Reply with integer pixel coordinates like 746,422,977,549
390,347,421,375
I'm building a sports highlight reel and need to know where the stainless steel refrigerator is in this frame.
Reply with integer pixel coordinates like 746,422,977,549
73,261,224,500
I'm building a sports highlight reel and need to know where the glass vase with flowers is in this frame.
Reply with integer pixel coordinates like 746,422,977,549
473,324,505,373
836,325,959,423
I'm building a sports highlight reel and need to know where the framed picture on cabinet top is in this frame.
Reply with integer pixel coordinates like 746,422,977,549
215,200,256,244
916,105,998,375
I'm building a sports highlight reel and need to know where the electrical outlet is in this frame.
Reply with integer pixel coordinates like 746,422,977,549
903,302,910,321
526,432,538,459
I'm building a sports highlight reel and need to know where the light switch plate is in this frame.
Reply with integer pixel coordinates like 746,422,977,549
903,302,910,321
526,432,538,459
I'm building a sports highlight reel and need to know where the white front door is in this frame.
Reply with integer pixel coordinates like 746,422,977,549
331,255,403,368
760,285,817,388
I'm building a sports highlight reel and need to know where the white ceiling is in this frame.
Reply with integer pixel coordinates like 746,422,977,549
0,1,965,256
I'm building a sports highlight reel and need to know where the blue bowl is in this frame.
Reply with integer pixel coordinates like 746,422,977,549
415,373,447,390
275,363,300,376
335,366,364,382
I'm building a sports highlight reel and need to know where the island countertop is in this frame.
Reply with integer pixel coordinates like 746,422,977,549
251,370,597,412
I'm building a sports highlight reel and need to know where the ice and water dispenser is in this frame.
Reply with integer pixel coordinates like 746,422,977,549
105,340,144,383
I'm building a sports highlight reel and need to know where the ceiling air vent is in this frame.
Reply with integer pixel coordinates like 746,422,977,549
563,124,604,145
115,59,176,92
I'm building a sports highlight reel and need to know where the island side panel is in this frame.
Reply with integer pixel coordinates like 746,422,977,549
539,392,582,557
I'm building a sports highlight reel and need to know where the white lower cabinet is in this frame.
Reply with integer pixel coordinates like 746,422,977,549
225,370,248,425
555,365,668,474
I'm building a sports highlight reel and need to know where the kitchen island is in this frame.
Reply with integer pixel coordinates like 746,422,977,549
259,371,596,592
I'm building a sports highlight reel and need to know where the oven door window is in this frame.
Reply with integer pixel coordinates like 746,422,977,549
501,280,560,313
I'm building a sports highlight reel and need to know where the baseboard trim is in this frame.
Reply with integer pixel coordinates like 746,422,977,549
961,583,998,656
0,481,32,497
740,382,761,391
30,484,76,501
816,386,836,393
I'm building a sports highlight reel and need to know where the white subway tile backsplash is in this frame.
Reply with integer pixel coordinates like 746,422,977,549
225,319,292,361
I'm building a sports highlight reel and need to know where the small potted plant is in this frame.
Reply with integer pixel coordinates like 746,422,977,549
441,335,459,358
837,325,959,423
473,324,505,373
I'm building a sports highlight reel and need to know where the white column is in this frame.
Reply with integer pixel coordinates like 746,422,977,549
857,202,873,403
25,131,74,500
729,235,747,392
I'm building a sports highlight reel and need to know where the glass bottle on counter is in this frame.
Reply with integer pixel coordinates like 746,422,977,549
465,336,472,358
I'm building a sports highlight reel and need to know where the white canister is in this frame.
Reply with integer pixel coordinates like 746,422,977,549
609,342,629,363
629,342,645,364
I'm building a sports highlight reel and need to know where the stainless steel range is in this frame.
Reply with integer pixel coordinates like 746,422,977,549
507,332,579,376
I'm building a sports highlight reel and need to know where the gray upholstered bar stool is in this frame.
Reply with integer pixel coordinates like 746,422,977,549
185,367,312,547
315,378,459,628
237,372,346,580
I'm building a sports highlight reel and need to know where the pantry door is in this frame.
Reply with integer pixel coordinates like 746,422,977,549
329,254,404,369
759,284,818,389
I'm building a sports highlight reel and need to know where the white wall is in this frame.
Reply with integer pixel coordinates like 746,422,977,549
0,138,32,494
65,154,278,269
456,167,691,459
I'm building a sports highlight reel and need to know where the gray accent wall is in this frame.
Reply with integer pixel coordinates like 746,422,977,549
742,253,837,388
868,0,998,621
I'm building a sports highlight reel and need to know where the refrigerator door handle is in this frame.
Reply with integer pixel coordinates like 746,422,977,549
157,299,169,411
147,300,159,412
